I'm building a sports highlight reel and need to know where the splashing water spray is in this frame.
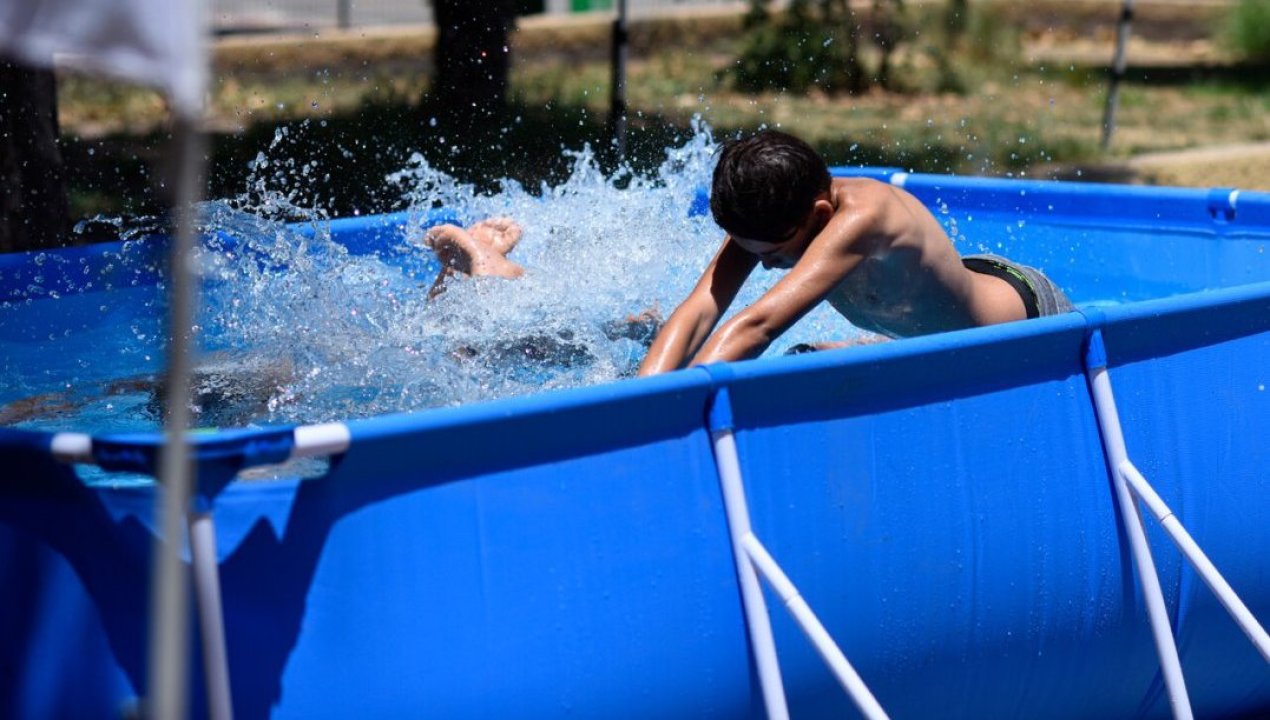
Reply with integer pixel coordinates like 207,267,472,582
8,119,860,433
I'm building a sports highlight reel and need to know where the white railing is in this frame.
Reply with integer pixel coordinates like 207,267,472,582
1084,329,1270,720
207,0,747,33
708,386,890,720
51,422,351,720
1118,459,1270,663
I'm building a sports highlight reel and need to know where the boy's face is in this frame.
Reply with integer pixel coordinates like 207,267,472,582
731,207,824,270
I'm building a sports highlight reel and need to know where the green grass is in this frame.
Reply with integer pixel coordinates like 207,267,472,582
1224,0,1270,61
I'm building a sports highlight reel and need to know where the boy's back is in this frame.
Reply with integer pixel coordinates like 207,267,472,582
819,177,1027,338
638,130,1071,376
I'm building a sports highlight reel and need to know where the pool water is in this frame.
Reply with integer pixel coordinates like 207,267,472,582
0,121,1090,435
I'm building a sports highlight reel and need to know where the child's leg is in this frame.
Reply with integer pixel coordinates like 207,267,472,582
425,224,525,280
468,218,523,256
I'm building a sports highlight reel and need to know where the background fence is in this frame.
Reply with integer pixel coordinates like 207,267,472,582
208,0,748,34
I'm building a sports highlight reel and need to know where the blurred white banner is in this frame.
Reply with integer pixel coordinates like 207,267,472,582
0,0,205,116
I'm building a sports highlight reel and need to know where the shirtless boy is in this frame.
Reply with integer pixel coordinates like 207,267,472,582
1,217,665,428
637,130,1071,376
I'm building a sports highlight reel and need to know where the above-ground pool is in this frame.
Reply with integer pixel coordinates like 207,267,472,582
1,166,1268,718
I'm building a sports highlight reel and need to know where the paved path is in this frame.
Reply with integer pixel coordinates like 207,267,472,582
208,0,746,33
1127,141,1270,169
1126,142,1270,192
210,0,429,33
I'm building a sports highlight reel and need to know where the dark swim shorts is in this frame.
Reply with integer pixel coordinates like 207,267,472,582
962,254,1073,318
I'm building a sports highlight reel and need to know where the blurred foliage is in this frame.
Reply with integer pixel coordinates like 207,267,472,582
61,98,695,238
942,0,968,47
963,2,1022,64
726,0,1002,95
726,0,867,94
1224,0,1270,61
915,0,1021,94
869,0,913,91
52,0,1270,233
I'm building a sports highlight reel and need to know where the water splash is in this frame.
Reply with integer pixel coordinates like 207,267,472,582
4,118,859,432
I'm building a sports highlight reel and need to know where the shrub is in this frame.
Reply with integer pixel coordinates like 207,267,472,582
964,2,1021,64
727,0,866,94
1224,0,1270,61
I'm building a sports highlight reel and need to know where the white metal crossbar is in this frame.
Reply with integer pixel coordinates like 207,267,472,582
48,421,348,720
708,392,889,720
1119,460,1270,663
740,534,890,720
1085,330,1270,720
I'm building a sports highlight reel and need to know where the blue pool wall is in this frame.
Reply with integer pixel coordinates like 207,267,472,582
1,172,1269,718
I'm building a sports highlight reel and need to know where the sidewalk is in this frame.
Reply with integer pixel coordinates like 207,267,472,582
1041,142,1270,192
1128,142,1270,191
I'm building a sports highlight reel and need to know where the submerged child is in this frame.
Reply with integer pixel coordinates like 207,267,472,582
638,130,1072,375
0,356,296,429
424,218,662,366
1,218,662,429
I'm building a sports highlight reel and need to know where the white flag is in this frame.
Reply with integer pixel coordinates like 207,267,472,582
0,0,205,116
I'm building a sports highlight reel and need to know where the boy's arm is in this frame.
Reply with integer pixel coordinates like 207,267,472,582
690,223,870,366
637,239,758,376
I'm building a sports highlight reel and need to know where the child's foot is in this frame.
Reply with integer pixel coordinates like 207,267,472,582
783,335,889,355
601,307,664,345
468,218,522,256
425,224,524,279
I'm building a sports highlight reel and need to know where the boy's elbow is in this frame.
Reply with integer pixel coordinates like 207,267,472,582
731,312,781,346
703,315,778,363
673,295,720,332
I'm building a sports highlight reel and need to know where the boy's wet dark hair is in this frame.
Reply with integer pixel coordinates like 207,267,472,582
710,130,832,243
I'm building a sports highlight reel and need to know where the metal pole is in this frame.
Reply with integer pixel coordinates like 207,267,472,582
1084,332,1193,720
713,426,790,720
1119,460,1270,663
741,535,889,720
337,0,351,30
1101,0,1134,150
147,112,205,720
190,511,234,720
609,0,629,159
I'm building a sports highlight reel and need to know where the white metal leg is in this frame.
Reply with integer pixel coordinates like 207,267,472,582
1119,460,1270,663
1087,354,1193,720
189,510,234,720
741,534,889,720
712,426,790,720
708,381,888,720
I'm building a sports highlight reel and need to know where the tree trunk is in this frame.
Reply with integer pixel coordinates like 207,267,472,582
429,0,517,126
820,0,867,94
944,0,968,48
0,60,70,253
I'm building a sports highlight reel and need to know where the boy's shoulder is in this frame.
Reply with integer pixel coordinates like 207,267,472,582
827,177,892,227
830,175,896,204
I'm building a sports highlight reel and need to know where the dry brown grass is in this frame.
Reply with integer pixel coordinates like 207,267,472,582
54,0,1270,191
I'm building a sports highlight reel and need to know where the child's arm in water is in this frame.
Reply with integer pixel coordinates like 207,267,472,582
637,239,758,376
687,215,870,366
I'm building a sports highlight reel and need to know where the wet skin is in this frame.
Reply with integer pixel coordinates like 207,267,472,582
638,177,1028,375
